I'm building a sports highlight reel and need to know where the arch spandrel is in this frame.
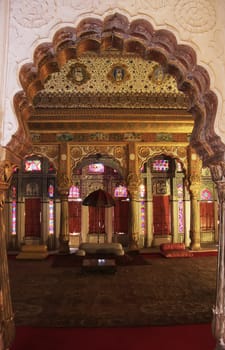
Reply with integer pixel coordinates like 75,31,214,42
12,13,224,166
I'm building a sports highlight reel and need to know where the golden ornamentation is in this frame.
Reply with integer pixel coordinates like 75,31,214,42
70,144,127,174
113,146,125,159
0,161,16,190
32,145,59,169
139,147,150,158
57,172,71,193
36,57,187,109
127,172,141,194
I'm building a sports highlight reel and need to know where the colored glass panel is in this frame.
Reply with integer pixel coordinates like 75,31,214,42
152,159,169,172
114,185,128,198
24,159,41,172
177,183,184,233
201,188,212,201
69,185,80,199
11,185,16,235
49,200,54,235
88,163,104,173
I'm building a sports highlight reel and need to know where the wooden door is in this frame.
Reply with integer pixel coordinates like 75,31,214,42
114,200,129,234
68,201,81,233
200,202,214,231
153,195,171,235
89,206,105,233
25,198,41,237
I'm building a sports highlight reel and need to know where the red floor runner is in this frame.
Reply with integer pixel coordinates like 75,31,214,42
10,324,216,350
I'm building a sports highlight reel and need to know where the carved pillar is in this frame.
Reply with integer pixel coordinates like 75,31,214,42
57,171,71,254
127,171,141,249
211,162,225,349
0,161,16,350
188,147,202,250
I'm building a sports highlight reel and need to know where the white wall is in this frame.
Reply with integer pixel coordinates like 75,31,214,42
1,0,225,147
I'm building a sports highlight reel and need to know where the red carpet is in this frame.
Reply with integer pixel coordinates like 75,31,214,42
10,324,216,350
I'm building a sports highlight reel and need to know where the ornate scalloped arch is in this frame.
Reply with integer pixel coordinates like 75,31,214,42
137,145,188,173
13,13,225,166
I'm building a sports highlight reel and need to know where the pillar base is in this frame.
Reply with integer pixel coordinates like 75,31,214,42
128,238,139,252
190,242,201,250
58,240,70,254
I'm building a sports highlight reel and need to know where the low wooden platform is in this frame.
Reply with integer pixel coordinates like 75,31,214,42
81,258,117,274
16,244,49,260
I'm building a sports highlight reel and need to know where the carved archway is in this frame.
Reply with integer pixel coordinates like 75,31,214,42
2,12,225,350
12,13,225,166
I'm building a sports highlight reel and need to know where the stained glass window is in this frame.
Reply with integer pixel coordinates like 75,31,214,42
49,200,54,235
139,184,146,235
152,159,169,172
24,159,41,172
48,184,54,235
48,184,54,198
69,185,80,199
88,163,104,173
201,188,212,201
114,185,128,198
11,186,17,235
177,183,184,233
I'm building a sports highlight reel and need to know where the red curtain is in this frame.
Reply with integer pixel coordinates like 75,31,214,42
68,202,81,233
200,202,214,231
153,195,171,235
114,200,129,233
25,198,41,237
89,207,105,233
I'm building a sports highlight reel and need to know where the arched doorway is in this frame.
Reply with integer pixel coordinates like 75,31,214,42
70,155,129,246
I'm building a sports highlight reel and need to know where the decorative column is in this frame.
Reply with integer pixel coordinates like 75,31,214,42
0,161,16,350
127,171,141,249
57,171,71,254
211,162,225,349
188,147,202,250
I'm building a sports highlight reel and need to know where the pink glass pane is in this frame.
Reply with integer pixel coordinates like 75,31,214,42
139,184,145,198
141,202,145,233
24,160,41,172
177,184,184,233
201,188,212,201
48,184,54,198
88,163,104,173
69,185,80,198
152,159,169,172
49,200,54,235
12,200,16,235
114,185,128,198
11,185,17,235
